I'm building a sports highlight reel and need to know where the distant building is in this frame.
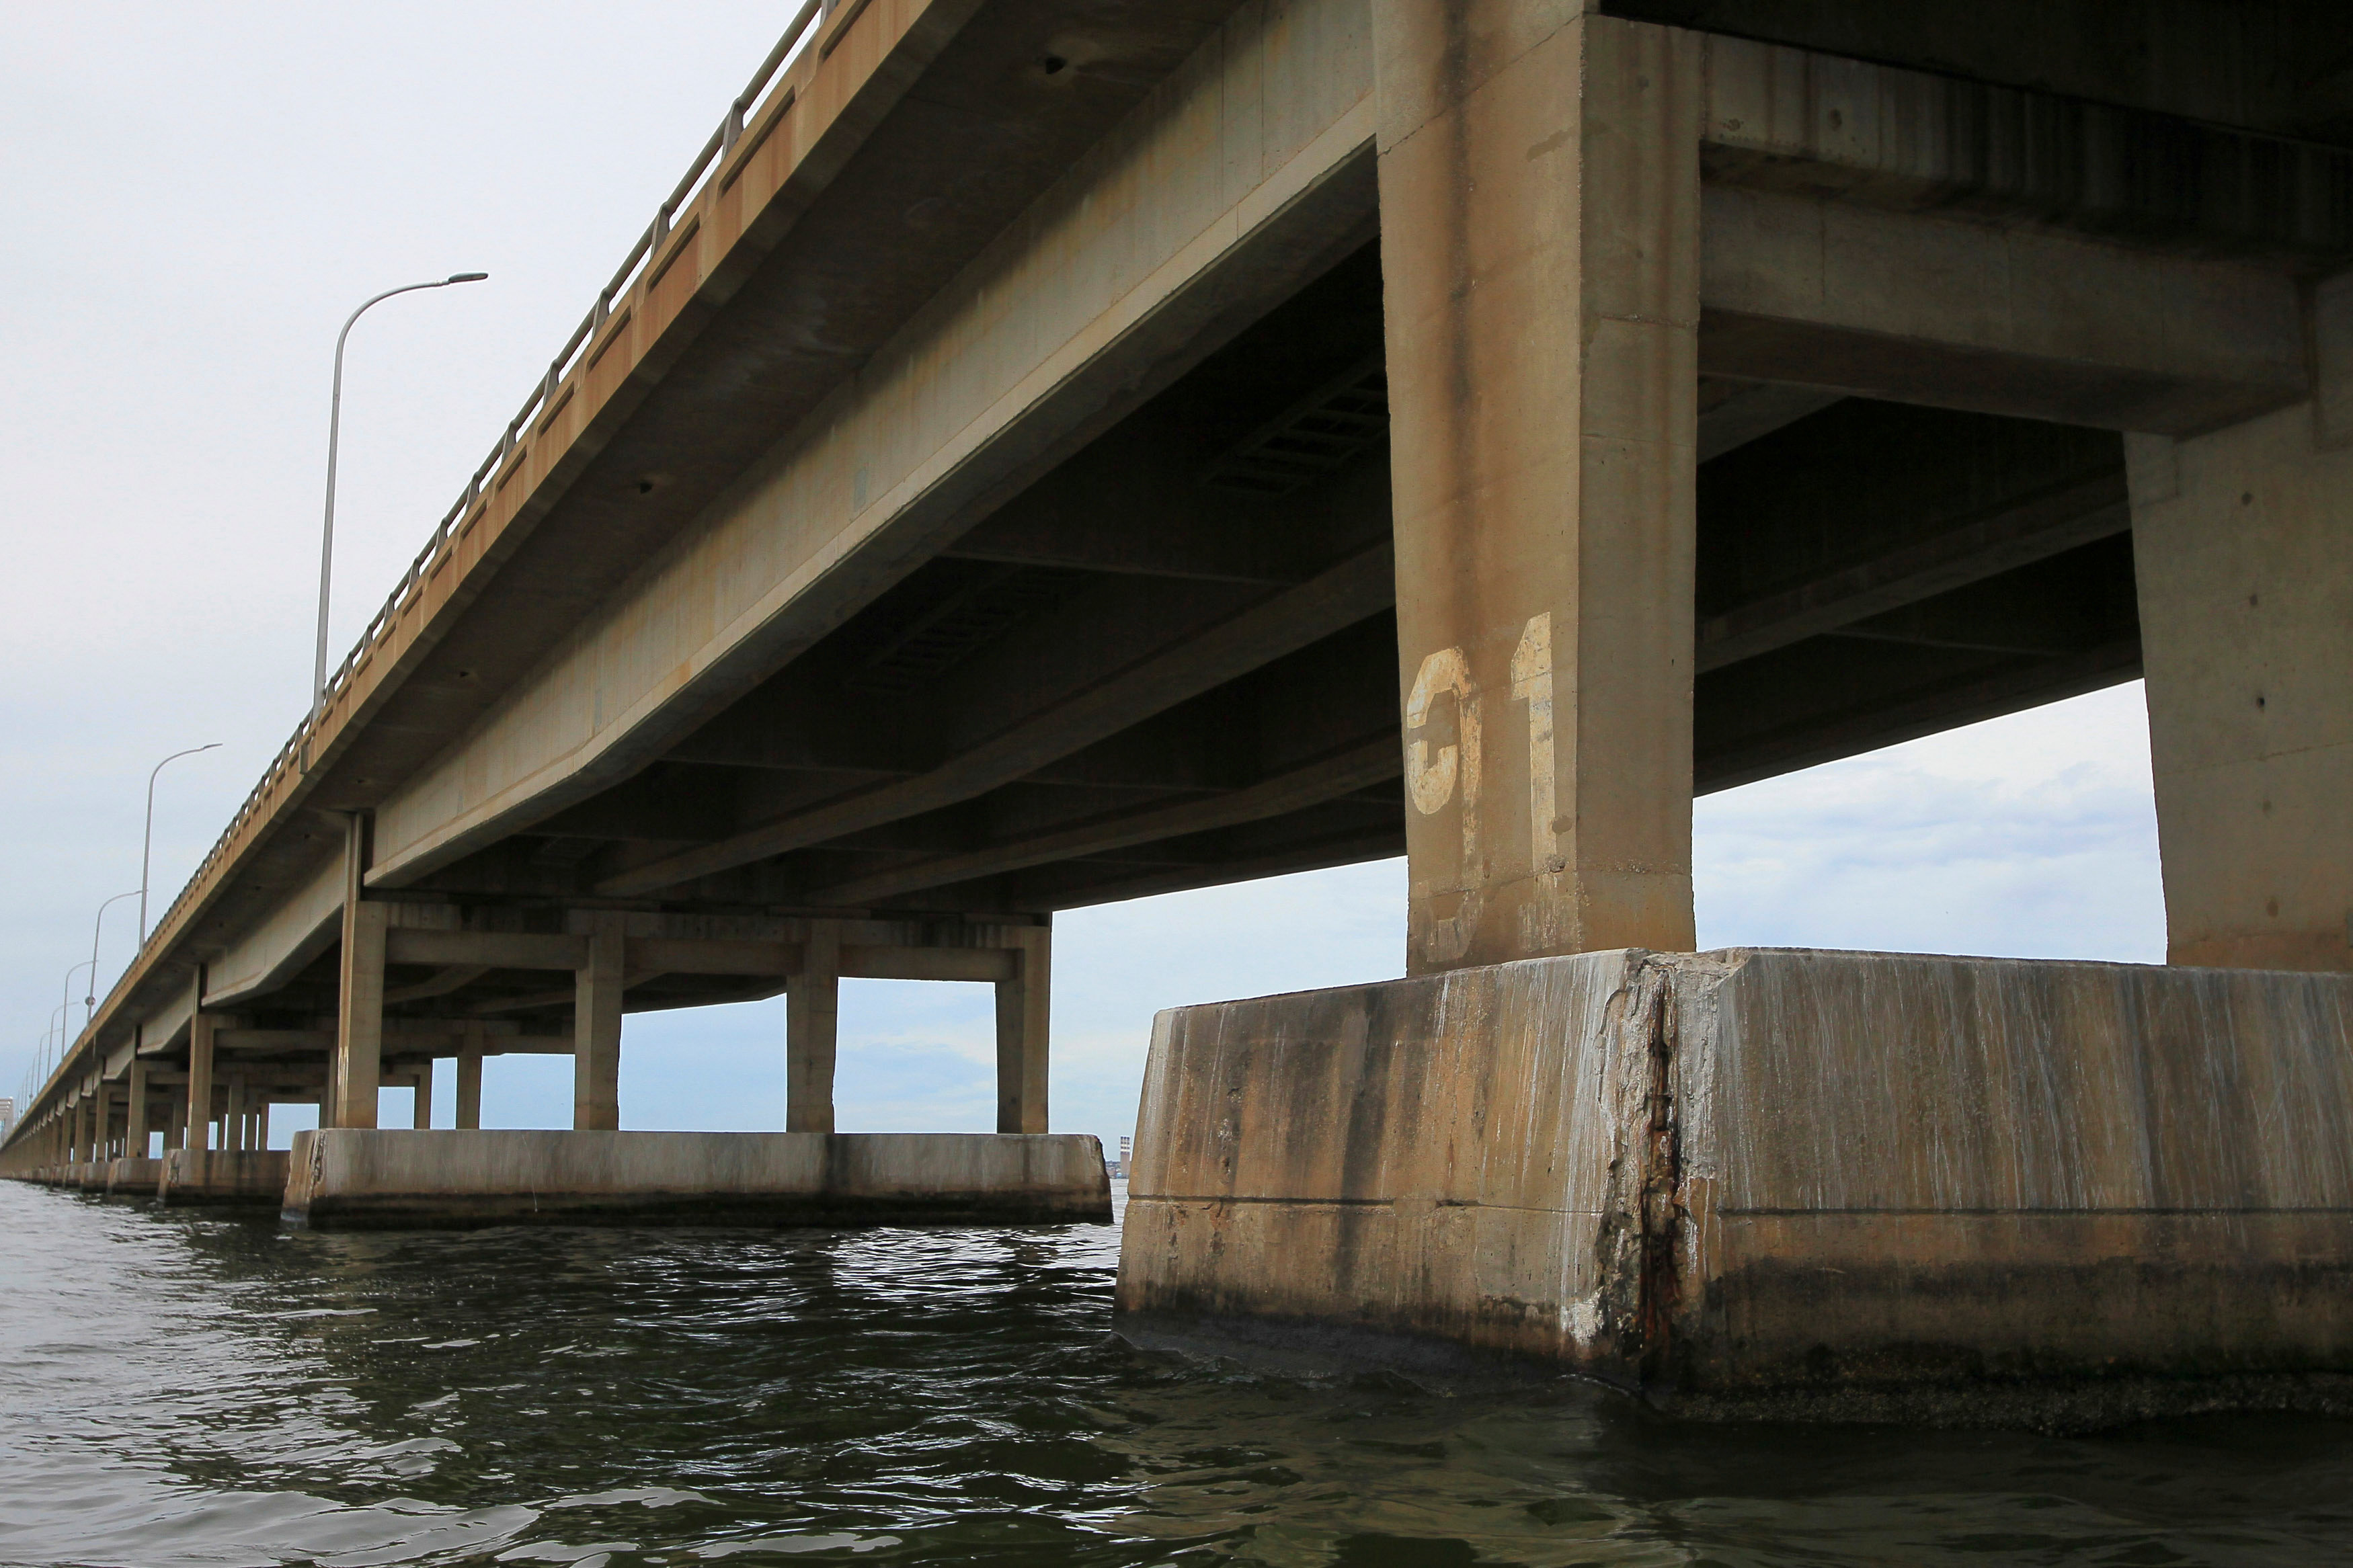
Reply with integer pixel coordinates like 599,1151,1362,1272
1111,1135,1132,1180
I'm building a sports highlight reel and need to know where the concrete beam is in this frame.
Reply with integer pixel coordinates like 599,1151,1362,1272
1698,474,2127,671
810,735,1399,905
1695,31,2353,265
1700,185,2310,434
597,542,1396,895
385,930,591,971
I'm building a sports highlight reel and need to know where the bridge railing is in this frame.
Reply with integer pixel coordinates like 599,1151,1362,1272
16,1,841,1141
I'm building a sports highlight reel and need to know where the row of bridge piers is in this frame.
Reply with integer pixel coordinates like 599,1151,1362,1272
12,833,1098,1224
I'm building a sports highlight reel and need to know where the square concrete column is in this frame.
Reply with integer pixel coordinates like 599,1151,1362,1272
188,1000,217,1153
126,1059,150,1157
225,1075,247,1153
2128,414,2353,971
411,1060,434,1129
332,815,389,1128
573,911,626,1130
994,925,1050,1134
456,1029,484,1130
787,920,841,1134
1373,4,1701,972
255,1101,270,1151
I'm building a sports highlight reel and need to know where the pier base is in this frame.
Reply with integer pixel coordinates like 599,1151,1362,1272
158,1149,290,1206
104,1156,161,1197
1116,949,2353,1419
284,1130,1112,1230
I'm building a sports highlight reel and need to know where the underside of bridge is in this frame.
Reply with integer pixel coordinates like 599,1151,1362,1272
235,253,2140,1038
365,261,2136,977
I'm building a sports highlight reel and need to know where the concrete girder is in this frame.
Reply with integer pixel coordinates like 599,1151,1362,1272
594,542,1397,896
1699,185,2311,435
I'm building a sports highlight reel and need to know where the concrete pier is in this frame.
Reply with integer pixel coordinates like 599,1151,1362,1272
158,1149,290,1206
103,1156,161,1197
286,1130,1112,1231
1117,948,2353,1417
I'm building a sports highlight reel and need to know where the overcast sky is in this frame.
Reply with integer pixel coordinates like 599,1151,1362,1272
1,5,2165,1152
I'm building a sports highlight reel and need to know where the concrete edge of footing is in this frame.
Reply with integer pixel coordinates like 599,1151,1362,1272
284,1130,1115,1231
1113,1309,1630,1393
286,1193,1114,1231
1114,1310,2353,1433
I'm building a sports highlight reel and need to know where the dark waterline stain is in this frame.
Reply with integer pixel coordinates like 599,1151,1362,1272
3,1182,2351,1566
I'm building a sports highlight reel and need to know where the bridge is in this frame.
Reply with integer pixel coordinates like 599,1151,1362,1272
8,0,2352,1407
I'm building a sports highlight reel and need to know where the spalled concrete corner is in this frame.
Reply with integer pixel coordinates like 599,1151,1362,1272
1115,948,2353,1421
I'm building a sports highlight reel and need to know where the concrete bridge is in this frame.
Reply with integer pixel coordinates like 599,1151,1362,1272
9,0,2352,1410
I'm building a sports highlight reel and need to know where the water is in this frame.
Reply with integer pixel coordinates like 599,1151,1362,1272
3,1182,2351,1567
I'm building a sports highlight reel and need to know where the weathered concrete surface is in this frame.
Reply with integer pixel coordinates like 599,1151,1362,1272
286,1130,1111,1230
2129,406,2353,974
1117,948,2353,1418
1375,6,1701,973
103,1157,161,1197
158,1149,290,1206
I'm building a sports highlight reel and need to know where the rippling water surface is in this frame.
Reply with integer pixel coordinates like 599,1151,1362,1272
5,1181,2352,1567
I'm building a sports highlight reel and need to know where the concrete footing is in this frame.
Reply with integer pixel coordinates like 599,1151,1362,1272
284,1130,1113,1229
1116,948,2353,1421
104,1156,161,1196
158,1149,290,1205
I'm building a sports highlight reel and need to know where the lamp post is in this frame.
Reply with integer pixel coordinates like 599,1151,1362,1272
84,891,141,1024
140,743,220,943
310,273,489,750
54,970,89,1057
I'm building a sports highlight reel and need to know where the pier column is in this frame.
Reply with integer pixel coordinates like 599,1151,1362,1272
188,994,216,1153
456,1028,484,1129
332,815,387,1128
787,920,841,1133
126,1059,150,1158
255,1101,270,1151
1373,3,1700,972
97,1083,118,1161
411,1060,434,1129
994,925,1050,1135
2128,412,2353,972
573,912,625,1130
225,1075,247,1153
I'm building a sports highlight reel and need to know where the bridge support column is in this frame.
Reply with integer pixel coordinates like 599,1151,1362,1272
572,912,625,1131
126,1059,149,1159
93,1082,115,1163
2128,411,2353,972
332,864,389,1130
456,1031,483,1130
787,921,841,1134
1374,3,1699,973
188,999,216,1153
255,1102,270,1151
411,1060,434,1130
225,1075,246,1153
994,924,1050,1135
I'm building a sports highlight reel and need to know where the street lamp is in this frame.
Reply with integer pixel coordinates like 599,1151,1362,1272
140,743,220,942
311,272,489,749
85,891,141,1024
54,970,89,1053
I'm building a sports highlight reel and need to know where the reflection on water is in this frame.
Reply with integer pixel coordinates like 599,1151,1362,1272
2,1181,2350,1567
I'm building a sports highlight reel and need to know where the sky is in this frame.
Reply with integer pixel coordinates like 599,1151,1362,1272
0,4,2166,1154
